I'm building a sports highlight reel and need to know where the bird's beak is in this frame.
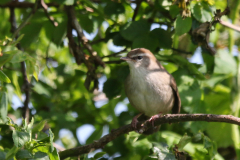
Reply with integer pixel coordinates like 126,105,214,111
120,57,131,61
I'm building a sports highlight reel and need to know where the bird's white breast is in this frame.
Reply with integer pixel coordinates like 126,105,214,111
125,67,174,117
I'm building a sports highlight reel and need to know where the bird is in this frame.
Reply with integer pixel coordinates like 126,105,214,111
120,48,181,134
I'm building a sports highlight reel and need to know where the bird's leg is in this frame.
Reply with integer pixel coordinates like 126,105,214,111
148,112,162,127
131,113,143,129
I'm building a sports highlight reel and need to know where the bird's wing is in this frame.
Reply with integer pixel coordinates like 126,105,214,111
170,76,181,114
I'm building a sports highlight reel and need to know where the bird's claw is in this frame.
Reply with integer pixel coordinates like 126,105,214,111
131,117,138,129
148,113,162,127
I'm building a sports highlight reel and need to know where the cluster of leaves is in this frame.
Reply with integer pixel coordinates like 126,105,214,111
0,0,240,159
0,117,59,160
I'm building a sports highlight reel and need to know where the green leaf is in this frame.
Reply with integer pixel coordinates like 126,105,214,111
203,136,217,159
12,130,30,148
132,33,158,51
120,20,151,41
169,5,180,18
0,70,11,83
78,14,94,34
150,28,172,49
0,0,11,5
103,78,122,99
27,117,34,133
10,51,29,63
174,16,192,36
150,143,176,160
32,120,47,134
113,33,131,47
176,133,192,152
86,127,103,145
214,49,237,75
25,56,39,82
191,2,213,22
0,151,6,160
10,34,25,46
0,92,8,122
19,22,42,48
93,152,106,159
0,50,20,67
34,151,49,159
5,146,18,160
48,148,59,160
52,20,67,46
104,2,125,16
202,53,214,74
49,129,54,152
63,0,74,5
35,146,59,160
16,149,33,159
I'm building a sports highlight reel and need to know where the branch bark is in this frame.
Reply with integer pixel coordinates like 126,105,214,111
220,20,240,32
0,1,59,8
8,0,40,123
59,114,240,159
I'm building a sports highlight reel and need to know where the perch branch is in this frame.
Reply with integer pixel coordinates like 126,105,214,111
59,114,240,159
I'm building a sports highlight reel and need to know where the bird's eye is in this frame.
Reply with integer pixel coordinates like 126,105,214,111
137,56,143,60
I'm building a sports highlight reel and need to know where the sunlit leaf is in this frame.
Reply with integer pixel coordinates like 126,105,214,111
0,70,11,83
0,92,8,122
12,130,30,148
174,16,192,36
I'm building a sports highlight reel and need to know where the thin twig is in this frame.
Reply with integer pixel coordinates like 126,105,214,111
59,114,240,159
101,48,127,59
0,1,59,8
220,20,240,32
9,3,32,123
90,38,105,45
132,0,141,21
53,142,65,151
40,0,58,27
11,0,40,40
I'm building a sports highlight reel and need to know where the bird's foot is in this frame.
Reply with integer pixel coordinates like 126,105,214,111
148,113,162,127
131,113,143,129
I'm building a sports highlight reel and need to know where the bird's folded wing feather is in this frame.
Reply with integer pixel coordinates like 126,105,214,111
170,76,181,114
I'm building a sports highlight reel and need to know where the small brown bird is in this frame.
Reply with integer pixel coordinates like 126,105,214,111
121,48,181,133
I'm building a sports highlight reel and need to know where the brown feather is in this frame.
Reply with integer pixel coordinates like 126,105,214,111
170,76,181,114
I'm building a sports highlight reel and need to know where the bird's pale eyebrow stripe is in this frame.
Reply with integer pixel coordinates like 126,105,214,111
130,53,146,58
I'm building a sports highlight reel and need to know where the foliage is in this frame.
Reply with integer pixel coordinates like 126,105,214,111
0,0,240,159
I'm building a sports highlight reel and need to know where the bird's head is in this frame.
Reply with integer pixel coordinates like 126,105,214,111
120,48,157,70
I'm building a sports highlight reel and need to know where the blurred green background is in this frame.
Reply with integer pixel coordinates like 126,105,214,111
0,0,240,159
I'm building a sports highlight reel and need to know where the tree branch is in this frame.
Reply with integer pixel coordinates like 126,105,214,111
59,114,240,159
65,5,105,68
132,0,141,21
0,1,59,8
11,0,40,40
40,0,58,27
9,1,35,123
219,20,240,32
